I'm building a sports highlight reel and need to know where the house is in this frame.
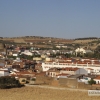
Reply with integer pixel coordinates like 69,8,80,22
33,57,42,61
86,68,94,74
12,61,24,69
41,54,47,59
15,70,35,77
0,69,10,76
94,76,100,84
35,63,42,72
46,68,60,77
12,51,18,57
75,48,86,54
60,67,88,75
7,51,13,56
78,75,96,84
21,50,33,56
24,63,35,70
56,73,70,79
56,46,61,48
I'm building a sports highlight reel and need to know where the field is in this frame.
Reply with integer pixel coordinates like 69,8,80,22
0,86,100,100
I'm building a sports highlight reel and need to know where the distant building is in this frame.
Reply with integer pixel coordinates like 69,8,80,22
0,69,10,76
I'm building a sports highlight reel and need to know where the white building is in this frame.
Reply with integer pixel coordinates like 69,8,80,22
86,68,94,74
94,76,100,84
75,48,86,53
0,70,10,76
21,50,33,56
42,59,100,74
60,68,88,75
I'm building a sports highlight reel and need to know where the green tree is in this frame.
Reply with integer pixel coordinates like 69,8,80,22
0,76,24,89
88,79,96,85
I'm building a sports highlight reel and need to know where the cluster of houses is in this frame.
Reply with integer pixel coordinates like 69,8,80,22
0,56,100,86
43,58,100,85
0,43,93,59
0,43,100,88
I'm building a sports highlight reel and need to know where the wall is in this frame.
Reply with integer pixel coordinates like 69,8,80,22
35,76,53,85
51,79,59,86
0,71,9,76
19,78,26,84
78,82,91,89
42,62,100,72
94,79,100,84
59,78,68,87
58,78,78,88
66,78,78,88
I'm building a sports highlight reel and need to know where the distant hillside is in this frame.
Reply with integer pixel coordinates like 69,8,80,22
74,37,100,44
0,36,74,44
0,36,100,49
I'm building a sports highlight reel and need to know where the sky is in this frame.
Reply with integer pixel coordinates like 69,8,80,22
0,0,100,39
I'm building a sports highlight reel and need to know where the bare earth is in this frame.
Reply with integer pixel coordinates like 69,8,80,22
0,86,100,100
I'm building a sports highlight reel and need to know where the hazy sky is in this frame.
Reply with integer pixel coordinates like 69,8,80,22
0,0,100,39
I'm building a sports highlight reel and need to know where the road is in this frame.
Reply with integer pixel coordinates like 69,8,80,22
25,84,88,92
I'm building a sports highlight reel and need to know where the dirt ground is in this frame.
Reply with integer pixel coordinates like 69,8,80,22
0,86,100,100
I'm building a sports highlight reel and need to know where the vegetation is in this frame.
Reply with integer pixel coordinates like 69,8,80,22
21,79,26,82
7,55,16,59
31,78,36,81
0,76,24,89
88,79,96,85
75,37,98,40
18,54,41,60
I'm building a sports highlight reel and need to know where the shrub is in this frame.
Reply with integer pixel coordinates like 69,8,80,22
88,78,96,85
31,78,36,81
0,76,24,89
21,79,26,82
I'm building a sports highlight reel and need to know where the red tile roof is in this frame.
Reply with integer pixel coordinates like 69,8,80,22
94,76,100,80
15,70,35,76
62,67,79,71
87,68,94,70
57,73,69,76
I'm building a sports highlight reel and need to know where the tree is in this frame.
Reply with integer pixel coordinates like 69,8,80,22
88,78,96,85
0,76,24,89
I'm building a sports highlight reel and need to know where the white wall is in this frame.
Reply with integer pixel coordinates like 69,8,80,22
94,79,100,84
42,62,100,72
0,71,9,76
13,54,18,56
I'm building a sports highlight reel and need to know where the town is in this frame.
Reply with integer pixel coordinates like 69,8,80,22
0,36,100,90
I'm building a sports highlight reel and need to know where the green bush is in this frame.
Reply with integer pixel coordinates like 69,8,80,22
0,76,24,89
31,78,36,81
21,79,26,82
88,78,96,85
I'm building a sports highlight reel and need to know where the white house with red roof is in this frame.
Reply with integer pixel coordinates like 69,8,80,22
46,67,88,78
56,73,70,78
94,76,100,84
